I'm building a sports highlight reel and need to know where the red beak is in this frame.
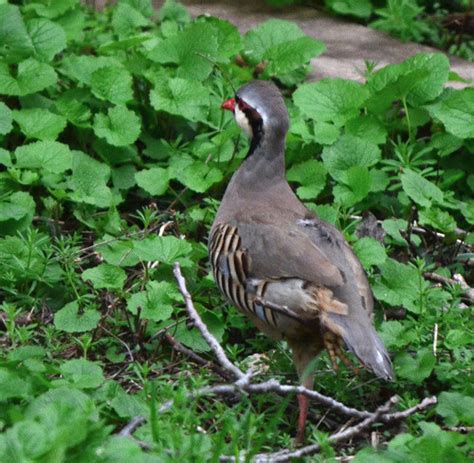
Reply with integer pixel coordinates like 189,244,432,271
221,98,236,111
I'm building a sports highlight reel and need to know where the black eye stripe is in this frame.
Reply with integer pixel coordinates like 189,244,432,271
235,95,264,156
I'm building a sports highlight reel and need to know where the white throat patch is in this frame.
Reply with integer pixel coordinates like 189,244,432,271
234,105,252,137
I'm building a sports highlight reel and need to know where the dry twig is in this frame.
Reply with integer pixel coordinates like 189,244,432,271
118,263,437,459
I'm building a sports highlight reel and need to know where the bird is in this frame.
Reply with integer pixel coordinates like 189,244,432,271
209,80,394,444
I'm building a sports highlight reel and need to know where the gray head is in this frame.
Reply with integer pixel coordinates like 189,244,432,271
222,80,290,142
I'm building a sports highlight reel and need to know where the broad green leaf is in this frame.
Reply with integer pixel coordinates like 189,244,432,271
367,53,450,111
175,311,225,353
426,87,474,139
379,320,416,349
196,16,242,61
171,159,223,193
322,135,381,181
244,19,325,76
82,263,126,291
150,78,209,123
0,102,12,135
0,192,35,234
0,59,57,96
287,160,327,200
60,359,104,389
353,237,387,269
122,0,154,17
112,164,137,190
0,4,33,63
127,281,180,322
27,0,78,19
159,0,191,23
93,106,141,147
133,235,192,264
54,301,101,333
400,169,444,207
294,79,368,127
15,141,72,173
0,369,31,400
90,66,133,105
147,22,218,80
55,89,91,127
13,108,67,140
437,392,474,426
26,18,67,62
135,167,169,196
395,348,436,384
69,150,113,207
333,165,371,206
60,54,122,85
418,208,457,234
372,258,421,313
345,115,387,145
326,0,372,18
112,2,150,37
110,389,148,418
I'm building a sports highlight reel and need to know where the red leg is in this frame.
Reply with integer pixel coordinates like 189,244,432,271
295,393,309,445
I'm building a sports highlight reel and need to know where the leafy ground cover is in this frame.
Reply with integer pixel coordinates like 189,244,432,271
0,0,473,461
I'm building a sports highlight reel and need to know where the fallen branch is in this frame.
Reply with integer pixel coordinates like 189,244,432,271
118,263,437,460
424,271,474,302
173,262,246,380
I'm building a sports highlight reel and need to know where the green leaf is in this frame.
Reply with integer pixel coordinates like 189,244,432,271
372,258,421,313
60,359,104,389
345,115,387,145
0,192,35,236
0,4,33,63
0,368,31,400
60,54,122,85
367,53,450,111
112,2,150,37
27,0,78,20
418,208,457,234
149,78,209,123
294,79,368,127
170,156,223,193
90,66,133,105
147,22,218,80
244,19,325,76
326,0,372,18
175,311,225,353
353,237,387,269
15,140,72,173
400,169,444,207
55,89,91,127
135,167,169,196
54,301,101,333
159,0,191,23
0,102,12,135
196,16,242,61
395,348,436,384
133,235,192,264
69,150,113,207
82,264,126,291
26,18,66,62
93,106,141,147
426,87,474,139
322,135,381,181
0,59,57,96
13,108,67,140
127,281,180,322
333,165,371,206
437,392,474,426
379,320,416,349
287,160,327,200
